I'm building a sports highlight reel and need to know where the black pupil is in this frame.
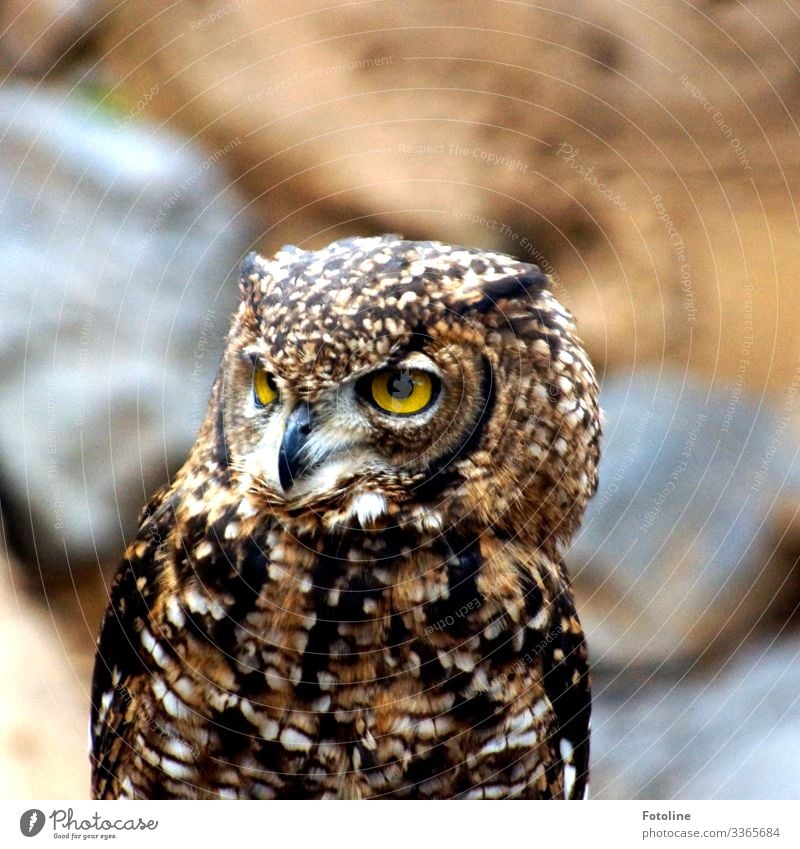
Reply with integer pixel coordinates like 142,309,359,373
390,371,413,400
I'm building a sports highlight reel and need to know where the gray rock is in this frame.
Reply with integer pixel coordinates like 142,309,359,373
0,83,252,570
568,371,800,668
591,638,800,799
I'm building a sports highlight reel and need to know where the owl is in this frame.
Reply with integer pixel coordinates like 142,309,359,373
90,235,601,799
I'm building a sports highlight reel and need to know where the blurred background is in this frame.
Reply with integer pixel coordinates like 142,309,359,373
1,0,799,799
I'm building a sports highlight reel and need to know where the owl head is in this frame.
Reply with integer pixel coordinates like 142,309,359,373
208,236,600,550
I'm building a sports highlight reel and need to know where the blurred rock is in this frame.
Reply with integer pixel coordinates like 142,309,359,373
569,371,800,669
86,0,800,398
591,637,800,799
0,83,253,573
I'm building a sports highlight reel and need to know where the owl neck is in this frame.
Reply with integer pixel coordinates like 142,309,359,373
162,464,565,630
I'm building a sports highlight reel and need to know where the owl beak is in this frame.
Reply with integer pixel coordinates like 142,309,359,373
278,403,315,491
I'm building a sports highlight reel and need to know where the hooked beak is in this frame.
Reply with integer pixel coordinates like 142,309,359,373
278,403,315,491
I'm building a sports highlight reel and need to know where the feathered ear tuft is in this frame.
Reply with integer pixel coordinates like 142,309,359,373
452,267,550,315
481,269,549,301
239,252,270,308
472,268,550,314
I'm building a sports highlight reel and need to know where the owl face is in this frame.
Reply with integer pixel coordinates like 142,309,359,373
223,328,489,506
212,236,600,542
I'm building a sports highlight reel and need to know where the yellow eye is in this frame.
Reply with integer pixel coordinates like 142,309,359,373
369,368,437,416
253,368,278,407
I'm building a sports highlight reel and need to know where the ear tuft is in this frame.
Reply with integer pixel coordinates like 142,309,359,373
239,251,269,305
462,268,550,314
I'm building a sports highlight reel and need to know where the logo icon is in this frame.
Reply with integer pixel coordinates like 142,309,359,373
19,809,45,837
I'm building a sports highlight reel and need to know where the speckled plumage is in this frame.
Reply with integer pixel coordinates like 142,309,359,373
90,235,601,799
